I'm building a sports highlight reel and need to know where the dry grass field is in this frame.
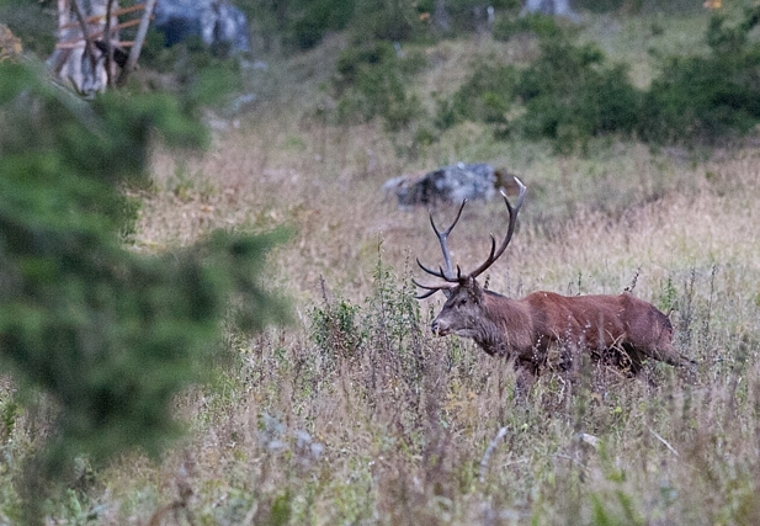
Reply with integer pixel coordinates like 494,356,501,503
4,8,760,526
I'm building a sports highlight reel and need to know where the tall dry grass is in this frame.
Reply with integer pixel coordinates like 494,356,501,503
103,97,760,524
4,14,760,524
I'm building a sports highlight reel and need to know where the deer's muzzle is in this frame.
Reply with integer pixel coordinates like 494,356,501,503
431,319,450,336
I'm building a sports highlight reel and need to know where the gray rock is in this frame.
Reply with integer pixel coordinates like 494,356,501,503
154,0,251,56
521,0,581,22
384,162,519,208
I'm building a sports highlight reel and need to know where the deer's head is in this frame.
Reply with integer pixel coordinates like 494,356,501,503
414,178,526,337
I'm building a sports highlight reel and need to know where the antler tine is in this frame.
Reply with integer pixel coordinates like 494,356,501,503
415,288,439,300
469,177,527,279
415,258,449,280
418,199,467,282
412,277,454,299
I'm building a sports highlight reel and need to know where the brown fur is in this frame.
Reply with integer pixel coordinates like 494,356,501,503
416,179,691,384
431,276,686,378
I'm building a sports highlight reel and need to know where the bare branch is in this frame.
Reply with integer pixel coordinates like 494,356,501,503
479,426,508,483
649,428,679,457
104,0,116,86
117,0,157,87
70,0,98,73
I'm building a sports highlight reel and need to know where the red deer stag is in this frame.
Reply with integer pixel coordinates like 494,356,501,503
414,178,690,380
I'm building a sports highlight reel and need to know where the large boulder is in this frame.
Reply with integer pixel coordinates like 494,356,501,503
384,162,520,209
154,0,251,56
521,0,580,21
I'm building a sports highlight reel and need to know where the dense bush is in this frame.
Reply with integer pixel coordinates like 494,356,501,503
446,8,760,151
242,0,524,51
444,32,642,151
640,10,760,144
0,62,289,519
492,12,563,41
435,59,518,130
515,36,641,151
333,41,428,133
286,0,356,50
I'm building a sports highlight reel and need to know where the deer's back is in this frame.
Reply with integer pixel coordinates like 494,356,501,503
521,291,669,350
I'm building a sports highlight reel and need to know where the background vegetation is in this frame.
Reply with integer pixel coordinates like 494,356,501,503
1,0,760,524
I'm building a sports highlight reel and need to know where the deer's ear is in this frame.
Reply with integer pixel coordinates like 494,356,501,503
442,288,453,299
467,277,483,301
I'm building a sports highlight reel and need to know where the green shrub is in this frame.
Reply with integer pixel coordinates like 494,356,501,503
352,0,418,42
435,59,518,130
335,41,397,91
638,11,760,144
334,41,428,133
456,8,760,150
0,61,289,517
492,13,563,41
311,297,365,364
573,0,643,13
513,35,642,151
446,30,642,150
285,0,357,50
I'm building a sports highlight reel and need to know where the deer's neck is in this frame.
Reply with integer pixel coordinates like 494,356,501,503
474,292,534,357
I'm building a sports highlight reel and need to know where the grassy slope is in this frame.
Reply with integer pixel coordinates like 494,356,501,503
8,7,760,525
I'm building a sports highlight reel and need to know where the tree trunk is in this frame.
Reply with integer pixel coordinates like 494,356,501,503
48,0,119,96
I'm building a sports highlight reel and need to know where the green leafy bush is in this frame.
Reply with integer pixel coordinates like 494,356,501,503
311,297,365,365
638,10,760,144
334,41,428,132
444,30,641,150
308,257,425,399
492,12,563,41
451,8,760,151
435,59,518,130
286,0,357,50
517,47,642,152
0,61,289,505
351,0,419,42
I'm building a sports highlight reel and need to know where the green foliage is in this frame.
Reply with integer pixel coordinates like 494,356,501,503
514,35,642,151
363,257,423,360
308,256,424,393
286,0,356,50
639,9,760,144
137,33,245,111
311,296,365,364
237,0,357,50
445,31,642,151
333,41,428,133
492,13,563,41
350,0,421,42
0,396,20,441
0,60,289,487
574,0,642,13
415,0,521,34
435,59,518,130
451,7,760,151
0,2,56,57
657,276,678,315
240,0,524,50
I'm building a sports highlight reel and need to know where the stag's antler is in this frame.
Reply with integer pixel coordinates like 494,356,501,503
414,177,526,298
415,199,467,282
469,177,526,278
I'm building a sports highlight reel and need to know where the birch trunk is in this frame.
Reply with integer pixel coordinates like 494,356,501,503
48,0,119,96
